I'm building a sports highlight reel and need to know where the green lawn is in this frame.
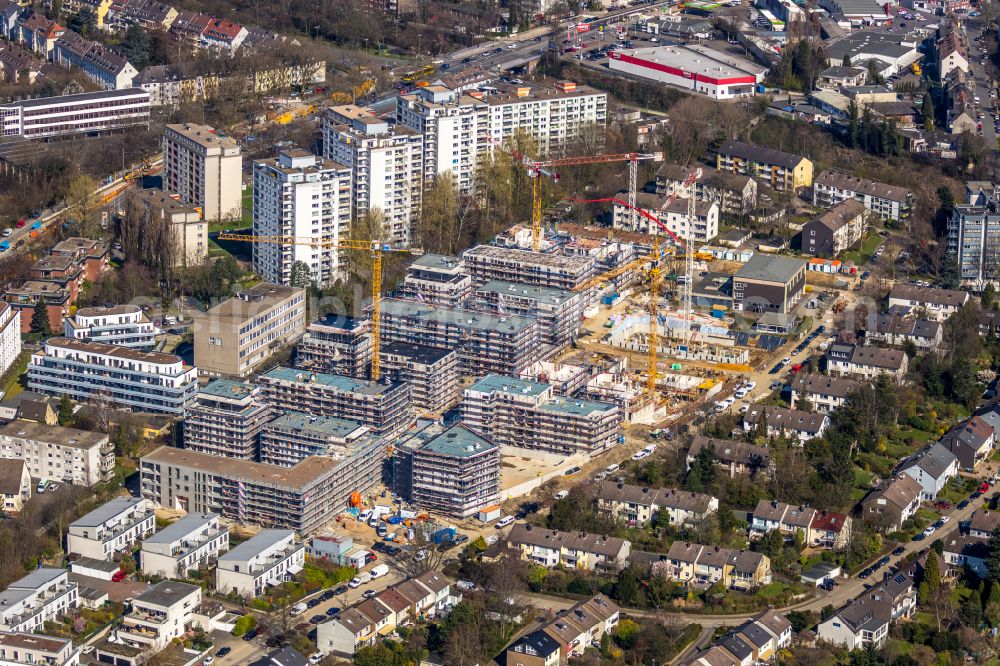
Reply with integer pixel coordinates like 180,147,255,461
756,582,789,600
843,235,884,266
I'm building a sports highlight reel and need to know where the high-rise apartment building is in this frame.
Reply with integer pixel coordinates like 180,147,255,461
162,123,242,222
321,105,423,246
259,411,371,468
948,186,1000,287
295,315,372,378
127,188,207,267
461,374,622,457
27,338,197,415
192,283,307,378
183,379,272,460
252,149,352,286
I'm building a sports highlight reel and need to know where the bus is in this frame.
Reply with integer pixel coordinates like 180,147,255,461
401,64,436,83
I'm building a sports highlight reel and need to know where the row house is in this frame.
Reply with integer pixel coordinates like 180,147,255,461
826,343,909,381
532,595,620,662
751,500,852,549
688,610,792,665
507,523,631,571
817,559,920,648
687,436,772,478
940,415,996,471
887,283,969,322
812,170,912,222
53,29,137,90
861,472,922,532
594,481,718,527
742,405,830,444
663,542,772,590
0,41,42,84
16,15,64,59
789,373,861,413
317,571,455,657
866,313,942,350
899,443,959,501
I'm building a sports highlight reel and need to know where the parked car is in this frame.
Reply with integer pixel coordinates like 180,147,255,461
309,615,325,624
494,516,515,529
892,546,906,556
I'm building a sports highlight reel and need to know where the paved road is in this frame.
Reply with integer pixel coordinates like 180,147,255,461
968,23,997,146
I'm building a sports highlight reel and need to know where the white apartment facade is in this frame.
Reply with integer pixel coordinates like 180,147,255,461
27,337,198,415
614,196,719,242
252,149,352,286
0,569,78,634
66,497,155,561
140,512,230,579
162,123,242,222
114,582,201,653
0,420,114,487
322,106,423,247
0,304,20,379
0,632,79,666
216,530,305,598
63,305,158,349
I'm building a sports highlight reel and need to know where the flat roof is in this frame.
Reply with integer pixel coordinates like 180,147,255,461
260,366,404,396
420,424,496,458
142,445,340,489
380,341,455,365
135,581,200,607
264,411,368,439
164,123,239,150
735,254,806,284
201,283,303,323
540,395,618,417
70,497,147,528
142,512,219,545
0,632,70,653
476,280,577,306
410,253,463,271
612,44,766,80
468,374,549,397
219,529,294,563
43,337,184,366
198,378,256,400
380,298,536,335
0,419,108,450
7,87,148,109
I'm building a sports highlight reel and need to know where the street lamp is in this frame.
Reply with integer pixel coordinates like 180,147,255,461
363,38,369,53
417,32,422,55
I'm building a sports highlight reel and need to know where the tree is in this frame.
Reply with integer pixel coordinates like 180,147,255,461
289,260,312,288
922,92,935,131
31,300,51,337
57,395,75,427
984,282,996,309
232,614,256,637
847,101,860,148
842,53,852,67
121,25,152,71
986,527,1000,581
119,552,136,575
65,173,99,235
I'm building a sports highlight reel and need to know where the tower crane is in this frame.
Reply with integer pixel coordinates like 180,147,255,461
487,138,661,251
217,233,420,381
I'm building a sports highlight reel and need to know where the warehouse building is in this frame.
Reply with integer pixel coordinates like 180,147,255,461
183,379,271,460
379,298,542,377
608,45,765,99
390,423,500,519
460,375,622,457
258,366,412,439
140,442,385,534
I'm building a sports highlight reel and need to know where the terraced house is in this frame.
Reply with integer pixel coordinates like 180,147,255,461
664,542,772,590
594,481,718,527
507,523,631,571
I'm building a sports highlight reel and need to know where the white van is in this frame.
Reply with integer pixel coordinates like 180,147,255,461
349,573,371,588
605,463,620,474
369,564,390,579
291,602,308,616
554,490,569,500
358,509,373,523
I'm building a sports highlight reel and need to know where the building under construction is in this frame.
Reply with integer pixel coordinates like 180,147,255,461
183,379,272,460
258,366,412,439
295,316,372,379
473,280,584,351
460,374,623,457
378,298,542,377
140,442,384,534
389,423,500,519
462,245,596,291
379,342,460,415
259,411,372,468
394,254,473,307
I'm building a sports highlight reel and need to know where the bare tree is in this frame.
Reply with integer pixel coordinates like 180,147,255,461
485,555,526,637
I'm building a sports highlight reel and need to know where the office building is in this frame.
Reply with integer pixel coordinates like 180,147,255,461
141,440,385,534
162,123,242,222
0,304,20,379
716,140,813,191
462,245,595,290
395,86,486,192
27,338,198,415
378,299,542,377
321,105,423,246
380,342,460,415
183,379,272,460
732,254,807,314
259,412,371,468
461,375,622,457
193,283,306,378
0,420,113,487
126,189,207,268
813,170,912,221
0,569,78,634
0,88,150,140
0,632,79,666
258,366,411,439
391,423,500,519
66,497,155,560
395,254,473,307
473,280,584,351
295,316,372,378
216,530,304,598
63,304,158,349
140,512,230,579
252,149,353,286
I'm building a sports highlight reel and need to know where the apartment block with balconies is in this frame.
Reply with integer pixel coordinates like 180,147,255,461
0,569,78,634
0,632,79,666
0,419,113,487
63,305,158,349
114,581,200,652
216,530,304,598
162,123,242,222
140,512,230,579
66,497,155,560
295,315,372,379
259,412,371,468
183,379,271,460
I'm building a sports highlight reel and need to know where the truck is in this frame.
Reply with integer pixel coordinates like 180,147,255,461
431,527,457,544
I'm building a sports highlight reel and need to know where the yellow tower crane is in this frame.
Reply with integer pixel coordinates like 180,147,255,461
217,233,420,381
